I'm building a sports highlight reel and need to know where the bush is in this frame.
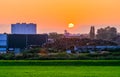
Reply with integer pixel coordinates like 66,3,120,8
0,52,15,60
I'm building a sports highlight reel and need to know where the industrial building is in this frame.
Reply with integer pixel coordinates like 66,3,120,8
7,34,48,53
11,23,37,34
0,23,48,53
0,34,48,53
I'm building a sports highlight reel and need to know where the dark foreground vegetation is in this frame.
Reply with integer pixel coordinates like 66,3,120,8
0,60,120,66
1,48,120,60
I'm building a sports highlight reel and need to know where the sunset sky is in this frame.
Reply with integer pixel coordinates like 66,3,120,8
0,0,120,34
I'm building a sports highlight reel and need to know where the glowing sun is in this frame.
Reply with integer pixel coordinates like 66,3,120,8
68,23,74,28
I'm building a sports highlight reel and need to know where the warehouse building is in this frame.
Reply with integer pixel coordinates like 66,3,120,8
0,23,48,53
7,34,48,53
0,34,48,53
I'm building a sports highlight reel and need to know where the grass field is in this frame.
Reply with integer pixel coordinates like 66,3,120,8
0,60,120,77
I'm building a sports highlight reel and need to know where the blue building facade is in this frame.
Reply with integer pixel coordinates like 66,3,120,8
0,34,7,53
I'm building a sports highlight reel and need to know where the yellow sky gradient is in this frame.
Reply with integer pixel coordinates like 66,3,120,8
0,0,120,33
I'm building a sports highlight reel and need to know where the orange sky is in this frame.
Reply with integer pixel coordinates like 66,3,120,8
0,0,120,34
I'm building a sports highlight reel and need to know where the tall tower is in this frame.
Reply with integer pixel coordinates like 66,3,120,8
89,26,95,39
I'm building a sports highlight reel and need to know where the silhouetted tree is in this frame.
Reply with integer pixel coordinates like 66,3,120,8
49,32,64,40
96,26,117,40
89,26,95,39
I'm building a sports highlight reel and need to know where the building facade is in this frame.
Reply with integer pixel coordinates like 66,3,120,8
11,23,37,34
7,34,48,53
0,34,48,53
0,34,7,53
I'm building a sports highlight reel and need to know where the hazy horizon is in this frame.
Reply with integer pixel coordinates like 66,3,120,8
0,24,120,34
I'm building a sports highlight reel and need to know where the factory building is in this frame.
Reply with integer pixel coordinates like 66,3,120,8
7,34,48,53
11,23,37,34
0,34,48,53
0,23,48,53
